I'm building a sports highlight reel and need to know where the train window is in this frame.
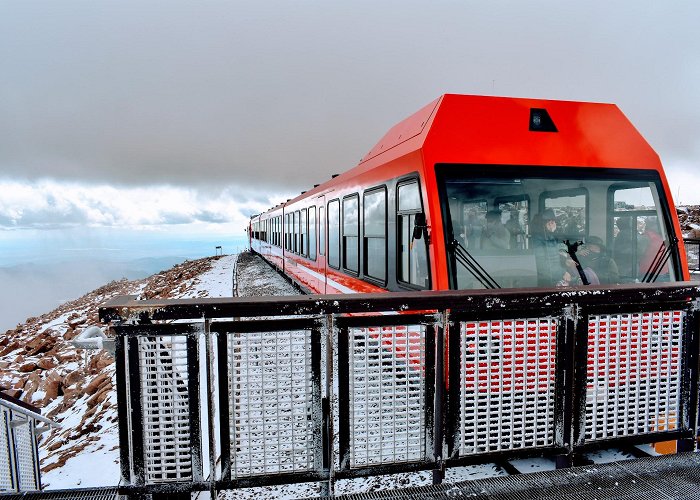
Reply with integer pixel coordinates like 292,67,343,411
343,194,359,274
363,187,386,282
437,165,680,290
285,213,290,250
319,206,326,256
294,211,300,253
542,188,588,242
610,183,676,282
328,200,340,268
397,180,429,288
496,196,530,251
301,209,307,257
309,207,317,260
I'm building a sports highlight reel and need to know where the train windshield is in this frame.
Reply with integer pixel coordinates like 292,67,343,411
436,165,680,290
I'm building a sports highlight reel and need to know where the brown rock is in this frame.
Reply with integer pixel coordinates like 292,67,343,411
37,357,57,370
3,389,22,399
84,373,110,396
63,370,85,388
38,371,63,405
21,372,42,401
47,440,63,452
68,317,87,329
19,361,38,373
86,387,111,408
63,328,78,341
55,351,79,364
0,341,20,357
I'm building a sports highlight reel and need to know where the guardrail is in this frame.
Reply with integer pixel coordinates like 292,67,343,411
99,283,700,498
685,238,700,272
0,394,58,493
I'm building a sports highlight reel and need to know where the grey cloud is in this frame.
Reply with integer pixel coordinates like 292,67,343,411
1,1,700,196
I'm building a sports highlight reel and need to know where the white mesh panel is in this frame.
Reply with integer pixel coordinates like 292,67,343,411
349,325,426,467
13,416,38,491
228,329,314,477
139,336,192,483
0,408,13,492
459,318,557,455
586,311,683,441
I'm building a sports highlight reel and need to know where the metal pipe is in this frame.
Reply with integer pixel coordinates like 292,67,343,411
71,325,115,355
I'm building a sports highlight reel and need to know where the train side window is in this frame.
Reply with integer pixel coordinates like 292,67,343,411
328,200,340,268
284,214,290,250
343,194,359,274
397,180,429,288
496,196,530,251
363,187,386,282
301,208,307,257
309,207,317,260
294,210,299,253
319,206,326,256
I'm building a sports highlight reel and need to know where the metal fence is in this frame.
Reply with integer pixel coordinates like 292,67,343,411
99,283,700,497
685,238,700,272
0,395,57,493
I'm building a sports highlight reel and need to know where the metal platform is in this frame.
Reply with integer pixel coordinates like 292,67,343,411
0,487,118,499
320,453,700,500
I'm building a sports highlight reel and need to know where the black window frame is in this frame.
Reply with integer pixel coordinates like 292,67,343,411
363,185,388,285
396,176,430,290
342,193,360,275
327,199,340,269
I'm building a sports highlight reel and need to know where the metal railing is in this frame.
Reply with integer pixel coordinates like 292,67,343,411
0,394,58,493
684,238,700,272
99,283,700,497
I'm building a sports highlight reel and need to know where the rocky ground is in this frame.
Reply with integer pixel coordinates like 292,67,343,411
678,205,700,235
0,255,232,485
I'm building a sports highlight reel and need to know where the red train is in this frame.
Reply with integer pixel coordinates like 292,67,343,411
249,94,688,293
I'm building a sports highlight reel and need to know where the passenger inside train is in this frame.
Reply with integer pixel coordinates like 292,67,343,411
439,165,677,290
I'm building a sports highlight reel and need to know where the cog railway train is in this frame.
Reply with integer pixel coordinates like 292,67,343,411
249,94,689,293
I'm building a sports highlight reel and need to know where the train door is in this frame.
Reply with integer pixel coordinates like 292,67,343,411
317,195,327,293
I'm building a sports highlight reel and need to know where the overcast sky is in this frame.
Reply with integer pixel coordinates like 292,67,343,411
1,1,700,236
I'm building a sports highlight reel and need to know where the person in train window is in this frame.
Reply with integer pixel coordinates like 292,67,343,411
638,216,669,279
571,235,618,285
578,236,619,285
481,210,511,251
613,217,636,281
533,209,566,286
558,251,600,287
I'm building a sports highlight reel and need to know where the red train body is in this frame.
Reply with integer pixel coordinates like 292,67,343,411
250,94,688,293
249,94,690,453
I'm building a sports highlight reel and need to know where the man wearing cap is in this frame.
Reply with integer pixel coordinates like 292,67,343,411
579,236,619,284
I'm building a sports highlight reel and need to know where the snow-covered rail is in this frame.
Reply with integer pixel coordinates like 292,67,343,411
98,283,700,498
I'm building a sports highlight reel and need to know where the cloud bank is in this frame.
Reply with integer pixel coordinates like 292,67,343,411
0,180,287,231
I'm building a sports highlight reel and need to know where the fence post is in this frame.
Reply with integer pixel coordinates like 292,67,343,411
431,312,446,485
555,304,579,468
679,298,700,452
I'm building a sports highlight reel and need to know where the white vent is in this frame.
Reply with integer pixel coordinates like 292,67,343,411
0,408,14,492
228,329,315,477
13,415,38,491
138,336,193,483
459,318,557,455
585,311,683,441
349,325,426,467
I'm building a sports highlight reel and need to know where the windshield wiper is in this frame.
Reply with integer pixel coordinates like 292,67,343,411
641,237,677,283
449,239,501,289
564,239,590,286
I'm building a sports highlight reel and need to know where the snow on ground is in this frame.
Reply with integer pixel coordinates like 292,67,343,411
180,254,237,298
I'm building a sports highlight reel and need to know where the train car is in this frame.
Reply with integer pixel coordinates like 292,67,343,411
250,94,689,294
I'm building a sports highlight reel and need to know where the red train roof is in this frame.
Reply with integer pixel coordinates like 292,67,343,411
359,94,660,171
